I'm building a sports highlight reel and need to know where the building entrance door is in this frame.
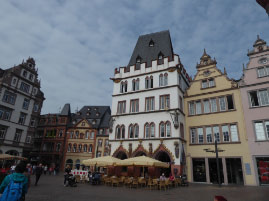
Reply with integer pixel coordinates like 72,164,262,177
226,158,244,185
208,158,224,184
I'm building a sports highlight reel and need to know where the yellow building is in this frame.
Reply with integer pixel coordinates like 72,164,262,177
64,106,111,169
184,50,255,186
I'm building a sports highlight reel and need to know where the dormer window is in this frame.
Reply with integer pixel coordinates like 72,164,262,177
149,39,154,47
136,56,141,63
158,52,164,65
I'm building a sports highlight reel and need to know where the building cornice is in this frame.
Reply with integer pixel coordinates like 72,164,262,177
185,87,238,99
110,65,180,81
109,137,186,143
112,84,184,97
111,107,185,117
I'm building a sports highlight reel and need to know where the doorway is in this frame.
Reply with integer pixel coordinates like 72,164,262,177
226,158,244,185
155,151,171,177
208,158,224,184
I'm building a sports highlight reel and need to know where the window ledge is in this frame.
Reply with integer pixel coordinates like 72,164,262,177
188,109,236,117
200,86,216,90
255,140,269,142
249,105,269,109
189,141,241,145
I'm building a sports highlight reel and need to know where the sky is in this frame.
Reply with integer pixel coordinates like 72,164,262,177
0,0,268,114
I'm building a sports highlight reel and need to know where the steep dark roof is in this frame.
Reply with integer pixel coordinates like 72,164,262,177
128,30,174,67
60,103,71,116
69,106,111,129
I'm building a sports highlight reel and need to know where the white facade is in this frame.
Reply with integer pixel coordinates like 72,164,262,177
109,54,190,175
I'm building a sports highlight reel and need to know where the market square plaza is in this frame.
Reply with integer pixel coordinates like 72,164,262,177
26,174,269,201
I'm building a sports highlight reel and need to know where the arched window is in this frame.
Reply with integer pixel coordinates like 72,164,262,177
145,123,150,138
67,143,72,152
116,126,121,139
159,74,164,87
80,133,84,139
70,131,74,139
150,123,155,138
120,82,124,93
121,125,125,139
145,76,150,89
166,122,171,137
85,131,89,139
150,76,153,88
83,144,87,152
73,144,77,152
89,144,93,153
160,122,165,137
134,124,139,138
164,73,168,86
129,124,134,139
132,79,136,91
75,131,79,139
124,81,128,92
78,144,82,152
135,78,139,91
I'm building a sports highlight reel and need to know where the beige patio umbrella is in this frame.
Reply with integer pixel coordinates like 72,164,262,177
116,156,169,168
0,154,27,161
82,156,122,167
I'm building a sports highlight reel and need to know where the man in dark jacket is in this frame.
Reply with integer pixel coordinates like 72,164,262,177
0,161,28,201
35,163,43,186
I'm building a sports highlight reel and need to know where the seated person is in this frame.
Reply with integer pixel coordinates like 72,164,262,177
169,174,175,181
160,173,166,181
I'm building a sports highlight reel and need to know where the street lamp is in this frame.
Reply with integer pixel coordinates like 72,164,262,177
203,137,225,187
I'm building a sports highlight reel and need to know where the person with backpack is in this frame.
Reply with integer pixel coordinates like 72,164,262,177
0,161,28,201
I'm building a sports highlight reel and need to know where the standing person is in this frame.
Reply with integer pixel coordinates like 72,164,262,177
34,163,43,186
32,164,36,175
44,165,48,175
49,166,53,175
10,164,16,174
64,165,71,187
0,161,29,201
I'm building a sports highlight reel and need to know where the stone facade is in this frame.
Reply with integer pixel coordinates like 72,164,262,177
0,58,44,157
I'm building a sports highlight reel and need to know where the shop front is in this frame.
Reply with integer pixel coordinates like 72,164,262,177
255,157,269,185
191,157,244,185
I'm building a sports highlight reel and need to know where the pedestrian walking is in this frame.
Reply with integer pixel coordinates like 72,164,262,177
64,165,71,186
44,165,48,175
34,163,43,186
0,161,29,201
32,165,36,175
49,167,53,175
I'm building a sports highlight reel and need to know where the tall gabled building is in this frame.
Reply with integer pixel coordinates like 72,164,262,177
31,103,71,170
185,50,256,186
0,58,44,157
110,30,190,177
64,106,111,169
239,35,269,185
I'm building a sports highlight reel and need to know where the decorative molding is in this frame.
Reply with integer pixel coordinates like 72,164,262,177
131,144,149,157
152,143,175,162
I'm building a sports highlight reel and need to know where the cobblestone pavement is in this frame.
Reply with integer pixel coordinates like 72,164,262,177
26,174,269,201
